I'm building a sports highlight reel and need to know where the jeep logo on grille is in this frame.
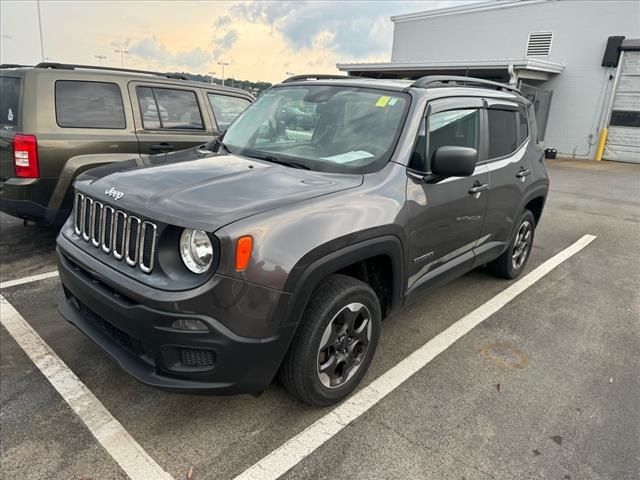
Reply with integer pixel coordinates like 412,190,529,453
105,187,125,200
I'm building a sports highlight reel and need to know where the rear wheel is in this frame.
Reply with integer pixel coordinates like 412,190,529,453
488,209,535,279
279,274,381,406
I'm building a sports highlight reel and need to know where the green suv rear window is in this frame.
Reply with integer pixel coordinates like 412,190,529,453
0,76,20,127
55,80,126,129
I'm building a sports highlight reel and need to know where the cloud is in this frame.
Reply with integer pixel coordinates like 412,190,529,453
128,36,211,70
232,1,469,59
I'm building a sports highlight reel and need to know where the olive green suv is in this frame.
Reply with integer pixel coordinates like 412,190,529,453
0,63,253,226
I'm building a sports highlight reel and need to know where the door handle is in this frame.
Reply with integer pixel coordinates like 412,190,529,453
149,143,175,153
516,168,532,179
468,183,489,195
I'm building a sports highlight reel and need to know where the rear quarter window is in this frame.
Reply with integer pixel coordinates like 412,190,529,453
55,80,126,129
1,76,21,127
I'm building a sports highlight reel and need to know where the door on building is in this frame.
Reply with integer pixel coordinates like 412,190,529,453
520,83,553,141
604,49,640,163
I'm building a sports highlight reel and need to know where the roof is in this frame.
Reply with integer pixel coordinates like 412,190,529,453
0,63,253,97
275,76,523,102
337,58,565,75
391,0,550,23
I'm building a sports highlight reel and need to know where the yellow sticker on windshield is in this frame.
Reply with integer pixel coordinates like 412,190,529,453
375,95,391,107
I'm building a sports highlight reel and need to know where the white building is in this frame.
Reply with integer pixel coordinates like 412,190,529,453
337,0,640,162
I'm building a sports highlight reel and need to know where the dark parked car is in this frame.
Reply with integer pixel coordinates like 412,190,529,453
56,75,549,406
0,63,253,225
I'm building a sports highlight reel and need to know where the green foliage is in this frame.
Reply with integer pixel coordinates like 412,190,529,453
168,71,272,97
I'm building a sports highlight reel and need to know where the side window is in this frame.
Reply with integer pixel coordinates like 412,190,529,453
487,108,518,158
136,86,203,130
207,94,250,132
427,109,479,166
55,81,125,129
517,105,529,145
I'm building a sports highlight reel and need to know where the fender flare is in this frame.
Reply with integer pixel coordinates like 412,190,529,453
279,234,405,330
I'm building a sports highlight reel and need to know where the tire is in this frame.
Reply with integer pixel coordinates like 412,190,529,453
488,209,536,279
279,274,381,406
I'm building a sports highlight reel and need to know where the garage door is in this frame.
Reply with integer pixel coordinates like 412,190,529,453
604,49,640,163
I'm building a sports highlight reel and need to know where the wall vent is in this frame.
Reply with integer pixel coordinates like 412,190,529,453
526,31,553,57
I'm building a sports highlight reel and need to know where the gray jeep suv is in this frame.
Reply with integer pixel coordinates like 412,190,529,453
56,75,549,406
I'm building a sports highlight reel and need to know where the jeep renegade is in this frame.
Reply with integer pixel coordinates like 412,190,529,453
56,75,549,406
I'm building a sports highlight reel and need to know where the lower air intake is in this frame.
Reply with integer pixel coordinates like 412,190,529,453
179,348,217,368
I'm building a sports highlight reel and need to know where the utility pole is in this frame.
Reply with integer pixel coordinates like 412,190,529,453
1,35,11,64
114,48,129,68
217,61,229,86
36,0,45,61
208,71,216,84
95,55,107,65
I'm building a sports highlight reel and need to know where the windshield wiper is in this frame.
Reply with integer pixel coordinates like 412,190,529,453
207,137,232,154
248,153,310,170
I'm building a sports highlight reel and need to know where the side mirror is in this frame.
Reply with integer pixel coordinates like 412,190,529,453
431,146,477,178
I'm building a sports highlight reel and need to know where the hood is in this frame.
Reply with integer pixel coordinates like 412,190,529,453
75,150,363,231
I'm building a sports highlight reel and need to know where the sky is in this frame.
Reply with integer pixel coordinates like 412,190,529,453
1,0,475,83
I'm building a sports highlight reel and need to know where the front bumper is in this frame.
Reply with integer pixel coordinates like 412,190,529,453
57,239,296,395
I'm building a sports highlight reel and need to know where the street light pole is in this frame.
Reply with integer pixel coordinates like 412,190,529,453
95,55,107,65
114,48,129,68
217,61,229,86
208,71,216,84
36,0,45,62
1,35,11,64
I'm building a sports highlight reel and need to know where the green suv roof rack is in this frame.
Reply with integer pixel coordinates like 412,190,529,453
34,62,189,81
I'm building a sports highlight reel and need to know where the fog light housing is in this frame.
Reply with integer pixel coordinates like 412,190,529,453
171,319,209,331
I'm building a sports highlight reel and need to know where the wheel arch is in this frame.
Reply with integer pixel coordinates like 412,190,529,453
281,235,405,330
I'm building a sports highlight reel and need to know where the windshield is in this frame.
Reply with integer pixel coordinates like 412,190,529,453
223,85,410,173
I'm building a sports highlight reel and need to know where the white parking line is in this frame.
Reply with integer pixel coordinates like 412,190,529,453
0,294,174,480
235,234,597,480
0,270,59,290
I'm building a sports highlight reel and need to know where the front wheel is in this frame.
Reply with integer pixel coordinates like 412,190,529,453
279,274,381,406
488,209,535,279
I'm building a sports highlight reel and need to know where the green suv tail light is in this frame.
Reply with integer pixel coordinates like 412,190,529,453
13,133,40,178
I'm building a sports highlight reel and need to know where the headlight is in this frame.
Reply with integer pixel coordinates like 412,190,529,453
179,229,214,274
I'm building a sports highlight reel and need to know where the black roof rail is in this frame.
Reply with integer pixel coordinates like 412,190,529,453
0,64,32,69
34,62,190,81
411,75,521,94
282,74,351,83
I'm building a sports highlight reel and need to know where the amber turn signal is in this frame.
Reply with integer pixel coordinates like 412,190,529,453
235,236,253,271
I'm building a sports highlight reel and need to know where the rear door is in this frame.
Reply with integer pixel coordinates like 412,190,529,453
129,82,213,155
474,99,534,265
0,74,22,179
406,97,489,297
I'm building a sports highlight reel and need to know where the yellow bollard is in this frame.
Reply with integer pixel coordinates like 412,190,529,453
595,128,608,161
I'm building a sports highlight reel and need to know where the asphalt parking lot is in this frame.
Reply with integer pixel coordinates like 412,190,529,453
1,159,639,480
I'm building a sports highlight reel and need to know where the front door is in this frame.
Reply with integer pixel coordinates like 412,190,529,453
406,97,489,298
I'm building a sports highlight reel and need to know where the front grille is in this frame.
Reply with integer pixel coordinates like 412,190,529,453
74,192,157,273
179,348,217,368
